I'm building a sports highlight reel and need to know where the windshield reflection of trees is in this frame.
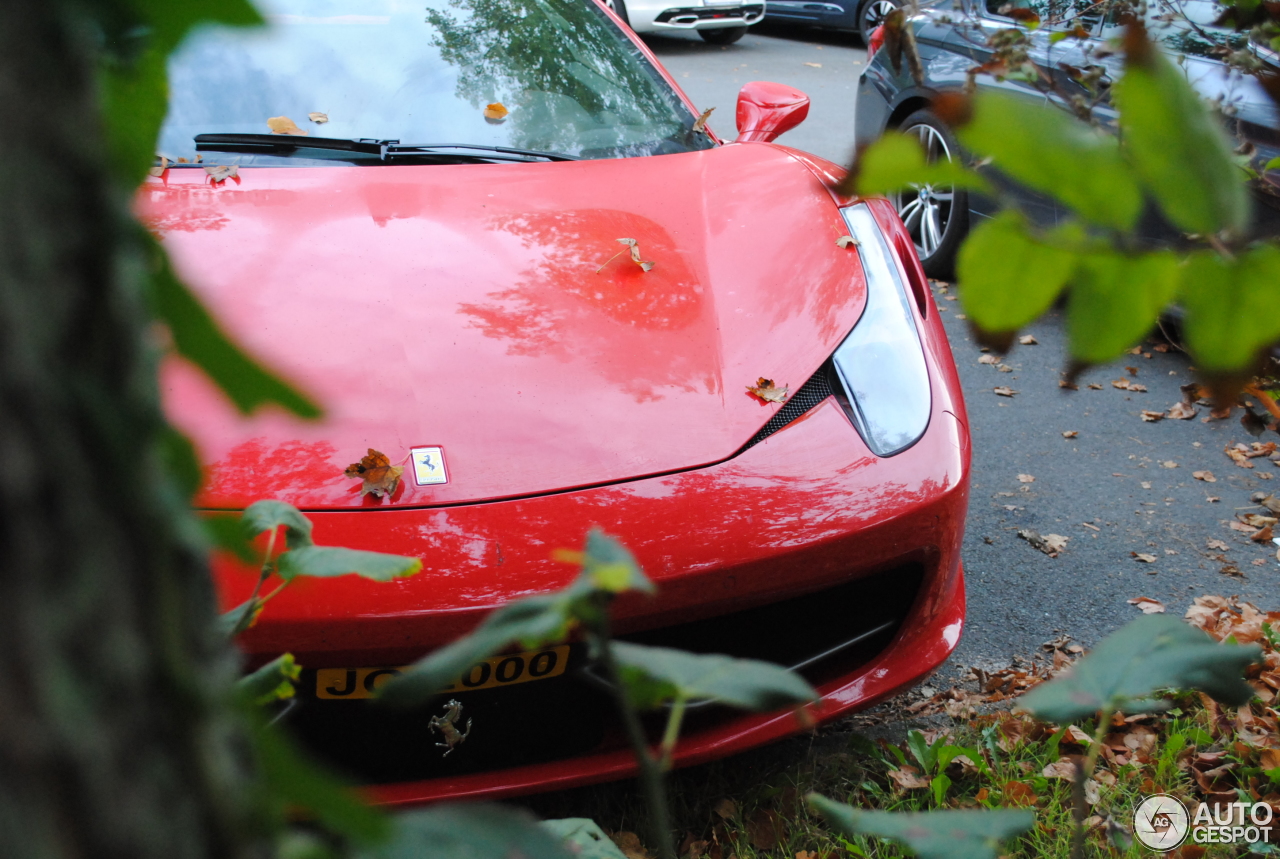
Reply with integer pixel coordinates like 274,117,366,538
458,208,720,402
425,0,710,157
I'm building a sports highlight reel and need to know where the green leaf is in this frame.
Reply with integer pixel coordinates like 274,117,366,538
1265,157,1280,172
376,595,576,708
277,546,423,582
611,642,817,710
930,773,951,807
853,133,989,198
581,529,655,594
159,425,202,499
809,795,1034,859
151,244,321,418
358,805,573,859
242,499,315,549
255,724,389,844
1113,46,1249,235
957,212,1076,333
238,654,302,706
203,515,258,564
1019,614,1260,723
219,598,262,637
1180,246,1280,372
1065,249,1180,364
541,819,630,859
958,92,1141,230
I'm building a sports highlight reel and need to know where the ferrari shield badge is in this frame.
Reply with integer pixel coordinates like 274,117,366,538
410,446,448,486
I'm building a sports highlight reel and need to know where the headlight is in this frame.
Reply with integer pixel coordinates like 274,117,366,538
831,204,932,456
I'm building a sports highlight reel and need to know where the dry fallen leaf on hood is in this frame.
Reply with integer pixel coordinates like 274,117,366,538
309,111,329,123
835,235,859,248
692,106,715,134
1140,410,1164,422
343,448,404,498
1112,378,1130,390
1019,334,1038,345
1062,430,1078,438
1017,474,1035,483
747,378,789,404
483,102,509,120
1193,470,1216,482
1128,596,1166,613
1131,552,1157,563
148,155,170,177
267,115,307,136
597,238,655,273
204,164,239,183
1167,401,1197,419
994,386,1018,397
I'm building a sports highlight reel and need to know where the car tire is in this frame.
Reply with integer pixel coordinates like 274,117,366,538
698,26,749,44
857,0,899,44
892,109,968,280
604,0,630,26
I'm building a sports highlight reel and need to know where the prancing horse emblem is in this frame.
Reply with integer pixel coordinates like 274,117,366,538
429,699,473,757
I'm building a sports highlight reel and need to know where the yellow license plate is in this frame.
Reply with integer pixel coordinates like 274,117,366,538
314,644,571,700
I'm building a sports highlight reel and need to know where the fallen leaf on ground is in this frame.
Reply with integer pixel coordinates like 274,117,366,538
746,809,785,849
1063,431,1078,438
1256,493,1280,514
1141,481,1152,489
1231,520,1260,534
747,378,789,404
887,766,930,790
713,798,737,820
1130,383,1148,392
1154,343,1170,352
1131,552,1158,563
1241,513,1278,527
1221,564,1243,577
343,449,404,498
1113,379,1131,390
1019,529,1067,557
994,386,1018,397
1059,379,1078,390
1042,758,1078,779
1206,539,1229,550
803,61,822,67
1128,596,1166,613
483,102,509,120
998,364,1013,372
1193,470,1216,482
1252,525,1275,543
1161,461,1178,468
835,235,858,248
1167,401,1198,419
203,164,238,182
692,106,714,133
267,115,307,135
308,111,329,123
1140,410,1164,422
979,354,1000,365
1017,474,1035,483
1019,335,1038,345
1210,405,1234,420
611,832,655,859
1126,366,1139,376
1087,382,1103,390
1002,781,1038,806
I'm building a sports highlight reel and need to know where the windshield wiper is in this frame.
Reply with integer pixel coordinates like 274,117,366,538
193,134,579,163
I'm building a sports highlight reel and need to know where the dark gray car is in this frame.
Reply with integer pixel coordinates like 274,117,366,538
854,0,1280,276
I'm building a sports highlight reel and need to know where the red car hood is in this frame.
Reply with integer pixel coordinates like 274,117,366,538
147,143,867,509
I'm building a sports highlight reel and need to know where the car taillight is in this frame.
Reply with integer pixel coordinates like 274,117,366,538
867,24,885,62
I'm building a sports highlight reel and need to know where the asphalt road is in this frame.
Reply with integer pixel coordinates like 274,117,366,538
646,24,1280,671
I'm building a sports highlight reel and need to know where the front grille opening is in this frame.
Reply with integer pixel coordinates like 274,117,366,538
280,563,923,785
740,361,837,452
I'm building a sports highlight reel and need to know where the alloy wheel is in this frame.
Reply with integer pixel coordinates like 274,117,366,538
861,0,899,35
892,123,955,261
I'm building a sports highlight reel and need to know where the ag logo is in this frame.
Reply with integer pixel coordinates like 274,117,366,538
1134,794,1190,851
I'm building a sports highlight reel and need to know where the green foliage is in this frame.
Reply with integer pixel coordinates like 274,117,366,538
1112,48,1249,236
379,529,652,707
1180,245,1280,371
808,795,1034,859
957,92,1140,230
955,213,1075,333
1065,250,1181,363
151,246,321,418
203,514,259,564
540,819,630,859
254,723,390,845
853,132,989,197
1019,614,1259,722
243,499,315,548
277,546,423,582
613,642,816,710
357,806,573,859
238,654,302,705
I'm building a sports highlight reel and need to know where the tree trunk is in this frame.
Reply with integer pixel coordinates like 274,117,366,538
0,5,255,858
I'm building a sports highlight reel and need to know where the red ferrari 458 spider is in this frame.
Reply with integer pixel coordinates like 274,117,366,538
147,0,970,805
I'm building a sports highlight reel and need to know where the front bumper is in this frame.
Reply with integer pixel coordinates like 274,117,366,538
217,200,972,804
629,3,764,31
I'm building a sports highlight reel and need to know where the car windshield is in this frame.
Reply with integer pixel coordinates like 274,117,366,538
157,0,715,164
